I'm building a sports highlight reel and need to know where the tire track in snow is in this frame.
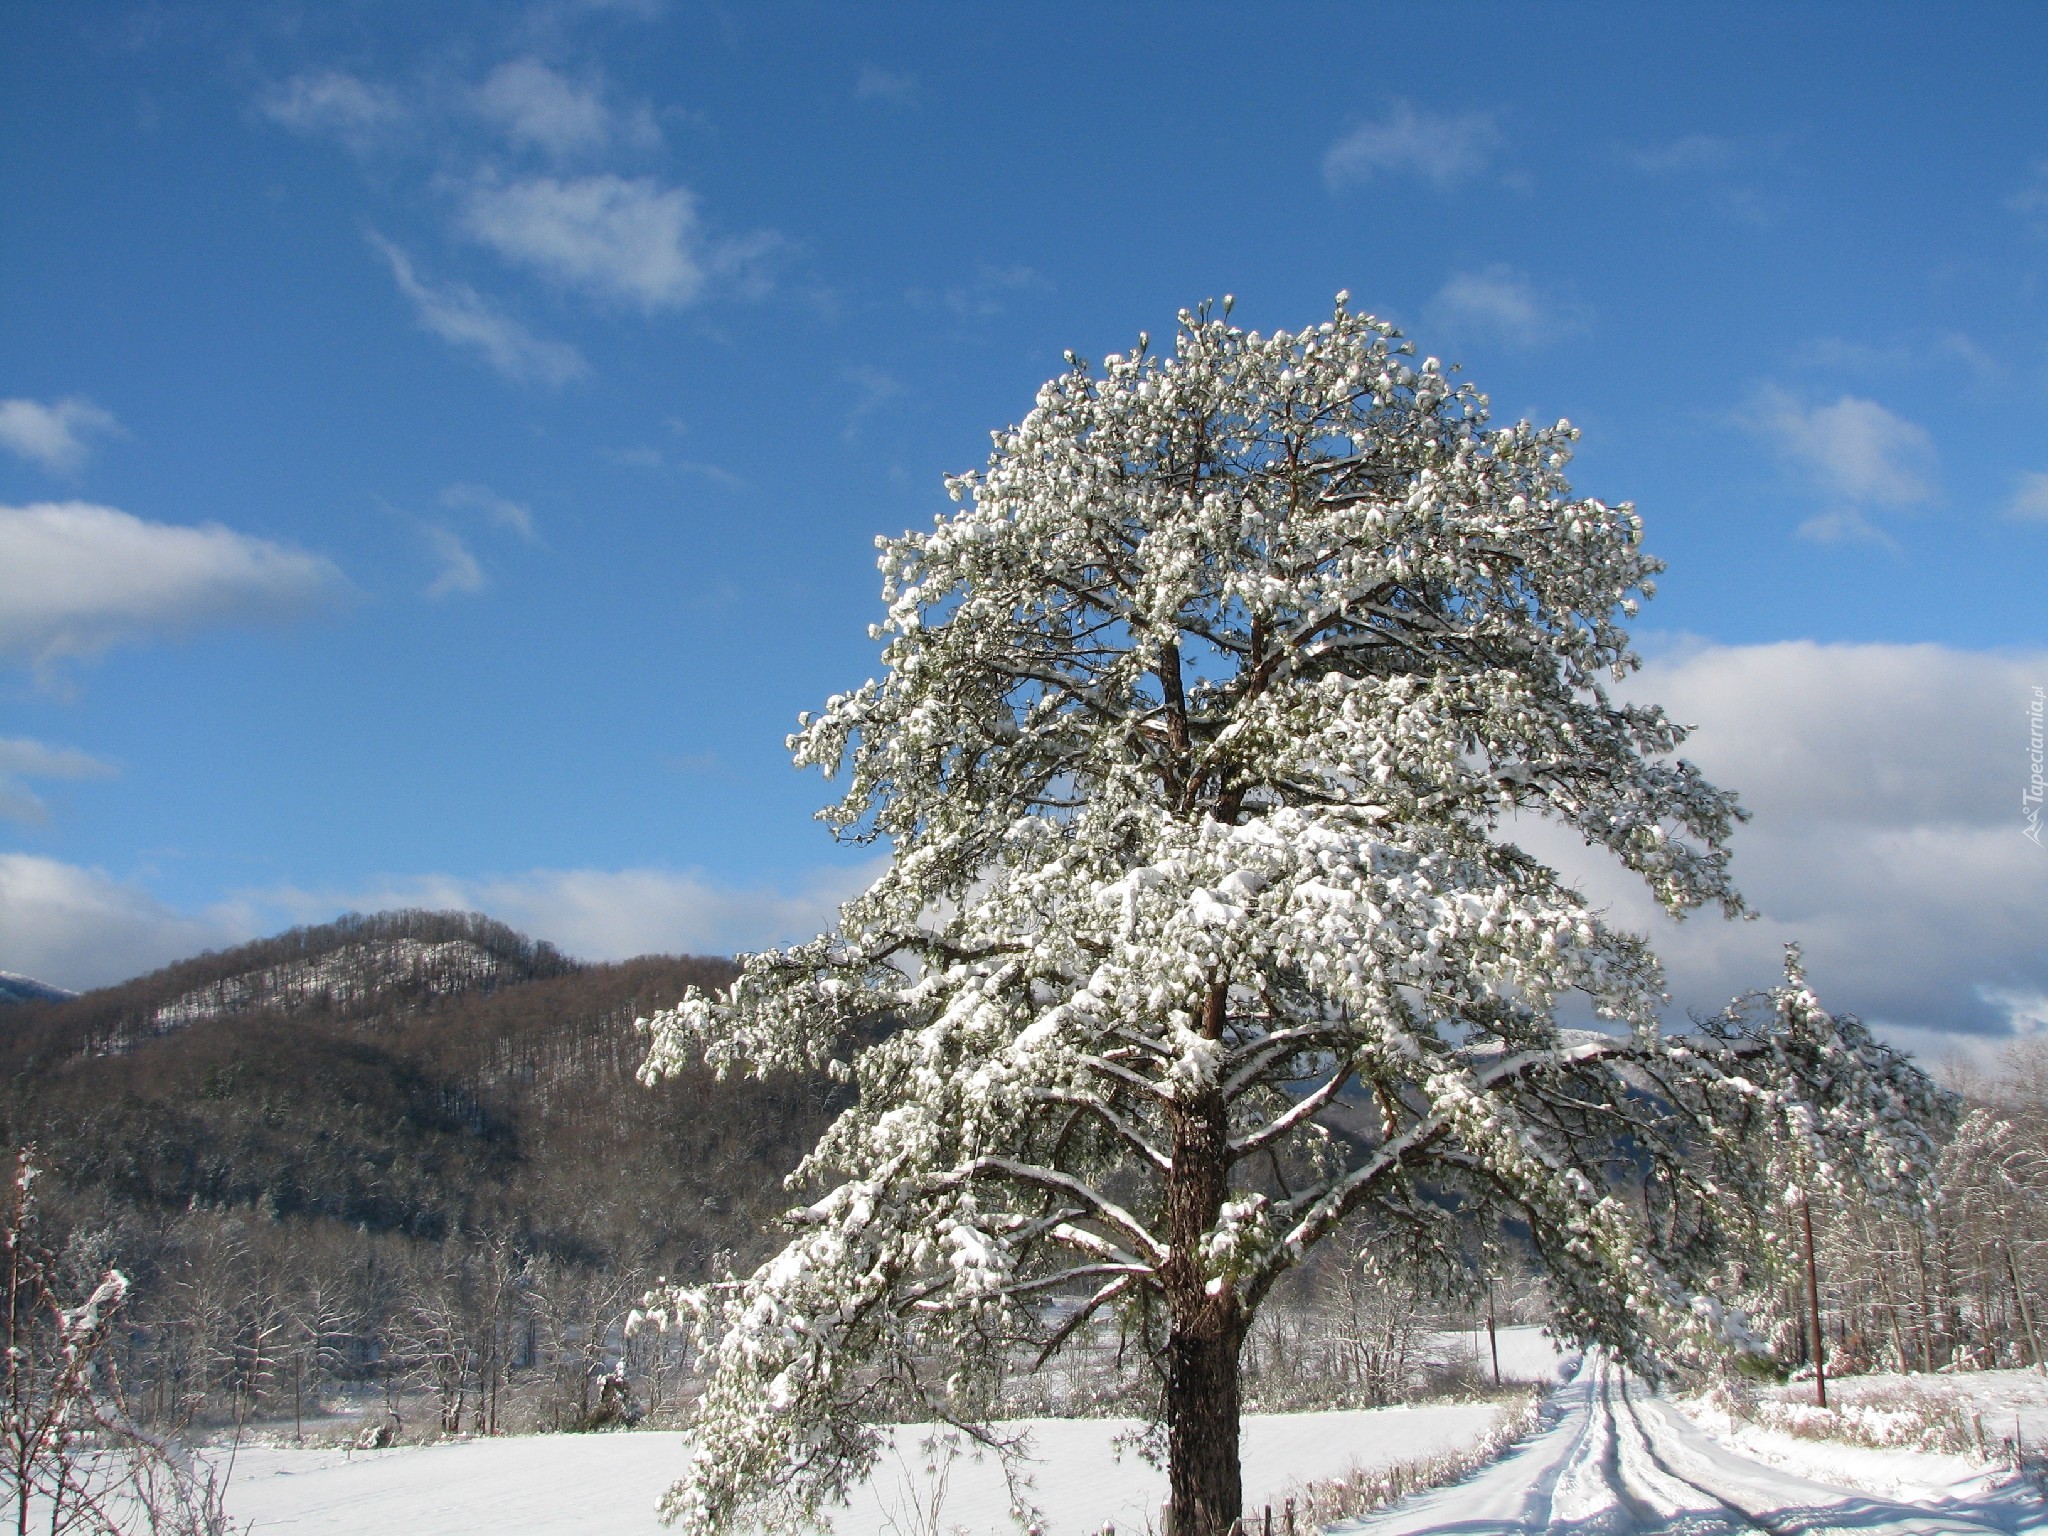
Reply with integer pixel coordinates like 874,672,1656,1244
1338,1353,2018,1535
1614,1376,2009,1536
1596,1359,1767,1536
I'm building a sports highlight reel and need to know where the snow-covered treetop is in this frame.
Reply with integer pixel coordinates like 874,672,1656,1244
636,300,1938,1536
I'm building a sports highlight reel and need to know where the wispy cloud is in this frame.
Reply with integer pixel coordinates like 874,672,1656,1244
909,263,1051,321
0,737,116,825
2009,470,2048,522
1616,132,1770,225
1740,386,1937,540
2008,159,2048,238
840,364,904,441
370,234,589,384
1323,101,1499,190
0,501,344,667
441,482,541,543
675,460,746,490
1791,331,2000,386
0,397,120,474
599,444,664,468
854,64,917,105
460,173,707,311
423,524,485,597
471,58,658,160
1425,265,1583,348
1622,133,1738,175
258,71,408,152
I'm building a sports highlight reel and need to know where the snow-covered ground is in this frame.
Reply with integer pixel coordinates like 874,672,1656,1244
225,1401,1501,1535
229,1335,2048,1534
1673,1366,2048,1504
224,1324,1568,1534
1425,1322,1574,1385
1790,1366,2048,1451
1338,1354,2047,1535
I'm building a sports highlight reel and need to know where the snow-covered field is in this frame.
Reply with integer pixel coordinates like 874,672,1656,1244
1425,1322,1574,1385
226,1335,2048,1535
223,1324,1569,1534
225,1401,1501,1535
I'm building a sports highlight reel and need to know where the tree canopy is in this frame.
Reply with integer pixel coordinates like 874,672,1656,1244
638,298,1942,1536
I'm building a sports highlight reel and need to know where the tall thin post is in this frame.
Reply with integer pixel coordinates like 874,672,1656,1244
1802,1194,1827,1409
1486,1281,1501,1387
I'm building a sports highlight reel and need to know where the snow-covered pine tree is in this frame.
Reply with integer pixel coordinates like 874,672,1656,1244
638,298,1942,1536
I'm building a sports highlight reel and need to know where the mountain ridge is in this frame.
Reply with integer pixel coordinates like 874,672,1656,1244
0,909,838,1273
0,969,78,1006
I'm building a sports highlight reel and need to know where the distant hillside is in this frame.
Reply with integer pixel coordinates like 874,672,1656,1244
0,910,843,1274
0,970,76,1006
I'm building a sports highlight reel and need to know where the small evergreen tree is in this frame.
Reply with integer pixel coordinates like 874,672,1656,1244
640,298,1941,1535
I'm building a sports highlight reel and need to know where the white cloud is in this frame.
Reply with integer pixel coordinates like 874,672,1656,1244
855,65,917,105
0,854,247,991
1742,387,1937,519
260,859,888,965
1981,986,2048,1036
472,58,656,159
0,737,116,826
0,397,120,473
423,525,486,597
2009,470,2048,522
1323,101,1499,190
370,234,589,384
1520,642,2048,1051
0,852,885,994
258,71,408,152
1425,265,1582,348
441,482,540,542
0,501,343,666
460,174,706,311
0,850,886,993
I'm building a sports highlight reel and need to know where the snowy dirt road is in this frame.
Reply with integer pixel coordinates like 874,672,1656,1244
1336,1356,2045,1536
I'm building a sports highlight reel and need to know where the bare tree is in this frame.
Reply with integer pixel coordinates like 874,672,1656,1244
0,1151,240,1536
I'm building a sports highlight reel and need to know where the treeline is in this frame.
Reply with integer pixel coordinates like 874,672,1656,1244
1762,1038,2048,1379
82,1212,697,1438
0,911,849,1434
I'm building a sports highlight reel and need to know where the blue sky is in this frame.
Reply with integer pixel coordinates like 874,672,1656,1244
2,3,2045,1051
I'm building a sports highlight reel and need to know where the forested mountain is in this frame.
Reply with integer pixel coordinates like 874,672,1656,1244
0,911,873,1437
0,910,839,1273
0,969,76,1005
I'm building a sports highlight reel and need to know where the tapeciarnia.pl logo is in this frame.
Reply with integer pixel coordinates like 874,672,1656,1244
2026,684,2044,847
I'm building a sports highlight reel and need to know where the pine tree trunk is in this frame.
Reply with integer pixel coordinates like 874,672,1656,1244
1167,1315,1243,1536
1163,984,1245,1536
